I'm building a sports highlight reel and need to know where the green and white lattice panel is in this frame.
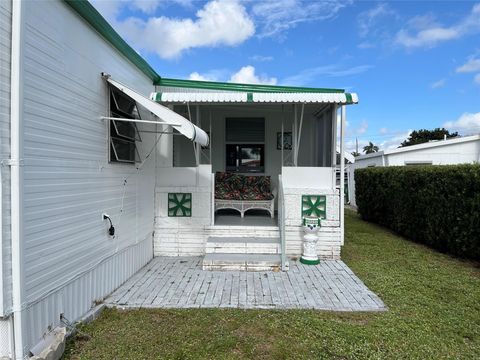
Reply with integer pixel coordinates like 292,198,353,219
301,195,326,219
168,193,192,217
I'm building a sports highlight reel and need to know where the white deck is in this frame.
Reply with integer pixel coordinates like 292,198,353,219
105,257,386,311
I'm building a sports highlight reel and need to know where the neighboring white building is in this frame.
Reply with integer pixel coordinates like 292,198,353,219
349,135,480,207
0,1,358,358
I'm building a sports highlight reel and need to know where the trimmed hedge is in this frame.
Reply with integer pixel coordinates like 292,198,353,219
355,164,480,260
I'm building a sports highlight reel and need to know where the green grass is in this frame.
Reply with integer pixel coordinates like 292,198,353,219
63,210,480,359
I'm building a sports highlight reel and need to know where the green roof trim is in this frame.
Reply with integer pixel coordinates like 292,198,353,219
156,78,345,94
345,93,353,104
63,0,161,84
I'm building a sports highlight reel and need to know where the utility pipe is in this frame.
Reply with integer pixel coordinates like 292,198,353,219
0,162,3,316
11,0,25,358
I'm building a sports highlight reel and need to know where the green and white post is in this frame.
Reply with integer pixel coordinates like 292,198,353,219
300,216,321,265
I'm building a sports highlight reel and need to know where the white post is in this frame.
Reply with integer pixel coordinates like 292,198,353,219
209,110,212,165
340,105,346,245
293,104,298,166
331,105,338,189
196,105,200,166
281,121,284,167
295,103,305,166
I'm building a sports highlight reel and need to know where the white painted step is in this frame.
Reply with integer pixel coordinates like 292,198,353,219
203,253,281,271
206,226,280,238
206,236,280,254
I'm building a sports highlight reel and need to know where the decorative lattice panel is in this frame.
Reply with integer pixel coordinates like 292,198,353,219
301,195,326,219
168,193,192,217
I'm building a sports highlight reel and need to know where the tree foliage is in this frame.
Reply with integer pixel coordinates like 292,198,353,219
400,128,458,147
363,142,379,154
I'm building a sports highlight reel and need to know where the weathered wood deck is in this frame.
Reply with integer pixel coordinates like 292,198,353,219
105,257,386,311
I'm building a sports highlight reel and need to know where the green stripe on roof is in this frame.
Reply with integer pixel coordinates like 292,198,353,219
345,93,353,104
156,78,345,93
64,0,161,84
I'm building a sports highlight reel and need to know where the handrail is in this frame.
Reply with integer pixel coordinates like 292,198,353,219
278,175,287,271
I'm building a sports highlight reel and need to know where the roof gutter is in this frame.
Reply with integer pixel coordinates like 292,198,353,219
11,0,25,358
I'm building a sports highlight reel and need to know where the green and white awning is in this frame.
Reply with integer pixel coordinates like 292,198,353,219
150,91,358,104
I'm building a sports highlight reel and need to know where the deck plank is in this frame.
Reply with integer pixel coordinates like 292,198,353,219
105,257,386,311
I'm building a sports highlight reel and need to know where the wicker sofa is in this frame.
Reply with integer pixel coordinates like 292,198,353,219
214,172,276,218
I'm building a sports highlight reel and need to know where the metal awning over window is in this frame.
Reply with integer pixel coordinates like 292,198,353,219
106,77,209,147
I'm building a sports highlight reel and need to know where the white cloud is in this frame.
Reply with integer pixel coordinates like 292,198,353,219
379,127,388,135
431,79,446,89
130,0,162,14
357,42,375,49
251,0,352,38
93,0,255,59
229,66,277,85
379,130,412,150
395,4,480,49
475,73,480,85
355,120,368,135
444,112,480,134
249,55,274,62
456,57,480,73
188,72,216,81
187,65,277,85
357,3,396,38
282,64,373,86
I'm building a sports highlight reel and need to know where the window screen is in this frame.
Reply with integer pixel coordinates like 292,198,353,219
226,118,265,143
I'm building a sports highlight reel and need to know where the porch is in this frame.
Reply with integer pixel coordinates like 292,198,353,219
105,257,386,311
106,78,357,270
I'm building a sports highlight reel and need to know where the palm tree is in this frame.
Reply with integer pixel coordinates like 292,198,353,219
351,151,360,157
363,142,379,154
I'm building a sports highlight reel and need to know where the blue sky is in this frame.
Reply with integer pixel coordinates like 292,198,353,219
91,0,480,151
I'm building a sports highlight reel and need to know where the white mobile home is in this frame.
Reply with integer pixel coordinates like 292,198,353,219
349,135,480,206
0,1,358,358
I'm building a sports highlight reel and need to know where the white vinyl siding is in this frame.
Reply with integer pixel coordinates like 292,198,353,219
18,0,156,353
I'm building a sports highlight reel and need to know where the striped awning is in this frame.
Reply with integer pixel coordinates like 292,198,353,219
107,78,209,146
150,92,358,104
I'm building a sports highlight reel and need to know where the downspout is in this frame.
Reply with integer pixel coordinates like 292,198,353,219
10,0,25,358
0,155,3,318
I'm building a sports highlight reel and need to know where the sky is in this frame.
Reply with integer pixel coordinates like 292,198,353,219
90,0,480,152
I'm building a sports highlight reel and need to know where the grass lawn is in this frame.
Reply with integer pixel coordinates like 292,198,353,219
63,210,480,359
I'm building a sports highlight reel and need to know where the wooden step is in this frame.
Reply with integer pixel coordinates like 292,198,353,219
202,253,282,271
206,236,280,254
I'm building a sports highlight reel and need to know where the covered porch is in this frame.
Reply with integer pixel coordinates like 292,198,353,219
151,78,356,271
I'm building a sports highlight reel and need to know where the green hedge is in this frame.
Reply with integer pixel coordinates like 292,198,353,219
355,164,480,260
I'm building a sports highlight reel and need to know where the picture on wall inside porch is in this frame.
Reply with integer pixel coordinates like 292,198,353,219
301,195,326,219
168,193,192,217
277,132,292,150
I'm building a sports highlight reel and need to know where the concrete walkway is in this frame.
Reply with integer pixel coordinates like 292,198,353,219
105,257,386,311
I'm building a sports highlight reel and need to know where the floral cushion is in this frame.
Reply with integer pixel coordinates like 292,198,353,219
215,172,274,201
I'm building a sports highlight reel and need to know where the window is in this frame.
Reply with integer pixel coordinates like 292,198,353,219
226,144,265,173
109,87,141,163
404,161,433,166
225,118,265,173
